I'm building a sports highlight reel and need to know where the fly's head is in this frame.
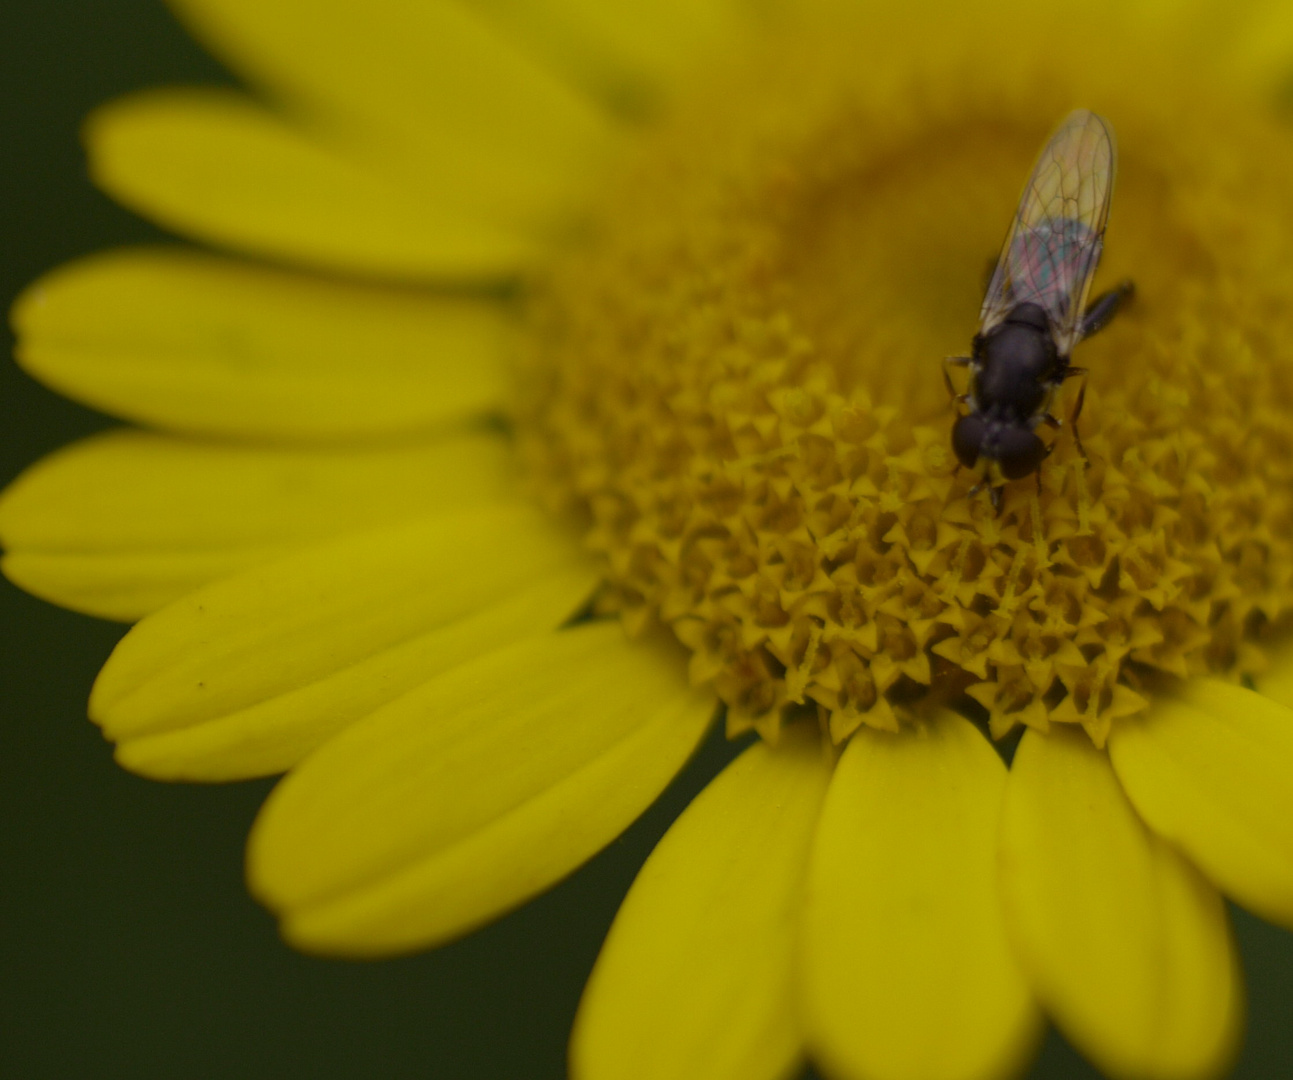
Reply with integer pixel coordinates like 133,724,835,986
952,413,1049,481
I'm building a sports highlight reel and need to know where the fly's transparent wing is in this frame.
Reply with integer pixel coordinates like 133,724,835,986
979,110,1116,355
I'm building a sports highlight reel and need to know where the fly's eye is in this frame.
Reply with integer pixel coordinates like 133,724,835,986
951,414,986,468
996,428,1048,479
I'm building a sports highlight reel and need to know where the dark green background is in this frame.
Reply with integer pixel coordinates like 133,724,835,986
0,3,1288,1077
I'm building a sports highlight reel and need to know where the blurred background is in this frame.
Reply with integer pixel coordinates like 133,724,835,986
0,2,1289,1077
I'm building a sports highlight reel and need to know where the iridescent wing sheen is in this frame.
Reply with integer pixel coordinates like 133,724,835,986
978,109,1116,356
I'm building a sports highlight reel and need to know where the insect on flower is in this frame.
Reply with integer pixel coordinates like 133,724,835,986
946,108,1134,511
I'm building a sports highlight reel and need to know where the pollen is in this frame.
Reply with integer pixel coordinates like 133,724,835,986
518,27,1293,747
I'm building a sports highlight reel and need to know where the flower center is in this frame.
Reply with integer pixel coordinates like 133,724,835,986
519,23,1293,747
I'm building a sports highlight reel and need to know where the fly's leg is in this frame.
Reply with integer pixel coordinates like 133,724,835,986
966,478,1005,516
1070,381,1088,463
1036,416,1062,494
1055,370,1089,462
1079,280,1135,341
943,356,973,407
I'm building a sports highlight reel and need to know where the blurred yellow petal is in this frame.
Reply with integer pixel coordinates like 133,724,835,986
0,428,508,547
165,0,619,218
1000,727,1241,1080
1193,0,1293,97
1109,679,1293,930
86,91,541,279
3,549,269,625
12,248,511,438
801,714,1040,1080
468,0,750,115
571,724,829,1080
0,429,511,621
90,505,595,778
248,622,715,955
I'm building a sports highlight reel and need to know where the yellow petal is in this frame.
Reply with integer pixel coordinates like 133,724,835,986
801,713,1040,1080
12,248,511,438
467,0,749,115
571,724,829,1080
3,549,277,626
90,505,596,779
0,428,508,547
0,428,511,621
1000,727,1241,1080
117,573,594,782
165,0,618,221
86,91,540,279
1108,679,1293,930
248,622,715,955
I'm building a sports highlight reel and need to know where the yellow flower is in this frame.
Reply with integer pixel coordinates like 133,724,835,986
4,1,1293,1078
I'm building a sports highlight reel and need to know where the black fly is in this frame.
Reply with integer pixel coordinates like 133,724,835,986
946,109,1133,511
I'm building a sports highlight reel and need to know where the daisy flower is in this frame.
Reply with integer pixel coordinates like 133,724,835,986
4,1,1293,1078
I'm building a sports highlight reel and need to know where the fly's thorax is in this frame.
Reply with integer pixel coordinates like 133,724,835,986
972,314,1060,421
1003,302,1050,333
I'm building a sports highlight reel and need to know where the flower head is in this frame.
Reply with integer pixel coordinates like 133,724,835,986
4,2,1293,1079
